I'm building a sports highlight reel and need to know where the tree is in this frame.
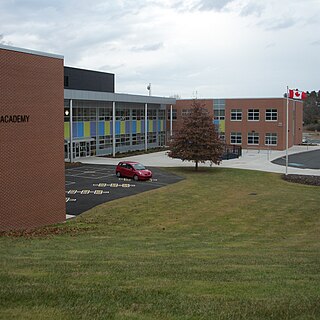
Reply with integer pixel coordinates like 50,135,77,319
167,100,225,170
303,90,320,127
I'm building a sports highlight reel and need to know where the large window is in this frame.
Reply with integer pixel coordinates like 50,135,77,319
214,109,225,120
230,132,242,144
181,109,191,117
247,132,259,145
265,109,278,121
248,109,259,121
265,133,277,145
167,109,177,120
231,109,242,121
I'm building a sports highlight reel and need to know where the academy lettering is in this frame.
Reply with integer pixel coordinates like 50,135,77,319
0,115,30,123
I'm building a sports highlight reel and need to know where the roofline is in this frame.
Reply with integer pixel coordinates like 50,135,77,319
64,89,176,105
0,44,64,60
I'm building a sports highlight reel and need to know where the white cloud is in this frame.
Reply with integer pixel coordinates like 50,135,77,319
0,0,319,98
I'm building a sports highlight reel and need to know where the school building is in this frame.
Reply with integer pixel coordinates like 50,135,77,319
168,98,303,151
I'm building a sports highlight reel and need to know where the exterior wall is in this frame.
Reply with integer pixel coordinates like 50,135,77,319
64,101,167,159
0,47,65,231
167,98,303,150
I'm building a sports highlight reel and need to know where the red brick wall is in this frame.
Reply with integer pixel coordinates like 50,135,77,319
168,98,303,150
0,48,65,231
225,98,303,150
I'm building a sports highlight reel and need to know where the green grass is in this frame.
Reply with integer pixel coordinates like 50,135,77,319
1,168,320,320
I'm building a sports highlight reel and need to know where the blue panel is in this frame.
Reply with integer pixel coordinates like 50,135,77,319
153,120,157,132
90,122,96,136
214,120,220,126
132,120,137,134
125,121,130,134
98,121,104,135
141,120,145,133
78,122,84,138
72,122,78,138
116,121,120,135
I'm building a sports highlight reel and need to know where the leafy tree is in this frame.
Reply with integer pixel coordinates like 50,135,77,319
304,90,320,127
167,100,224,170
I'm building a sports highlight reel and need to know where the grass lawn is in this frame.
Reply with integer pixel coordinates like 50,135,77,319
1,168,319,320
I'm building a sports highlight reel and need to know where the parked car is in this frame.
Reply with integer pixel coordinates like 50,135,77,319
115,161,152,181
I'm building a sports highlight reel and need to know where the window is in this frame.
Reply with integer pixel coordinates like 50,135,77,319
265,133,277,145
247,132,259,145
230,132,242,144
181,109,191,117
219,133,225,142
231,109,242,121
167,109,177,120
214,109,225,120
266,109,278,121
248,109,259,121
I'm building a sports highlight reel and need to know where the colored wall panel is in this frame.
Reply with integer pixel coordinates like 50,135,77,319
116,121,120,135
148,120,153,132
220,120,225,132
125,121,130,134
90,122,96,136
105,121,111,135
64,122,70,139
120,121,125,134
72,122,78,138
141,120,145,133
132,120,137,133
98,121,104,135
78,122,84,138
84,121,90,137
136,120,141,133
153,120,157,132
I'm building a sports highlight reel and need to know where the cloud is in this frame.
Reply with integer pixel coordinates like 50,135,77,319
311,40,320,46
131,42,164,52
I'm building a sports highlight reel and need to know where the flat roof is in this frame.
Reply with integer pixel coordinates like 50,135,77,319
64,89,176,105
0,44,63,60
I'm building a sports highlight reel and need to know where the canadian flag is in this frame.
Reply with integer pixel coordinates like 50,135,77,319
288,89,307,100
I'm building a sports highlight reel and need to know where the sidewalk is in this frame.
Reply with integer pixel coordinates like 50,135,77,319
79,145,320,176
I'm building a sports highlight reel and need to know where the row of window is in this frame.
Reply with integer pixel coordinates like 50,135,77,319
231,109,278,121
65,107,166,122
167,108,278,122
230,132,278,145
98,132,163,150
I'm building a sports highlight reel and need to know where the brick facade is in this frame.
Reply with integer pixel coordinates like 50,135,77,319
167,98,303,150
0,47,65,231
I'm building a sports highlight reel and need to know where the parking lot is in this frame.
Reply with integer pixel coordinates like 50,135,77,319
65,164,183,216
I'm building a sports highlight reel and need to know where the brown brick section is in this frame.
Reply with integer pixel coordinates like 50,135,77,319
0,48,65,231
167,98,303,150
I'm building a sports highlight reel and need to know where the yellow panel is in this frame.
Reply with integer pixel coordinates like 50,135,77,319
84,122,90,137
64,122,70,139
105,121,111,135
136,120,141,133
148,120,153,132
220,120,225,132
120,121,125,134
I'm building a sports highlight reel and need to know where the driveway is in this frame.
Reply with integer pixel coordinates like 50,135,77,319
271,149,320,170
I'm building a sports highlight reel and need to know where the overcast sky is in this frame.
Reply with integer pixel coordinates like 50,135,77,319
1,0,319,98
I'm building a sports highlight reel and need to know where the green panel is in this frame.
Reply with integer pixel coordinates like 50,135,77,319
148,120,153,132
105,121,111,135
84,122,90,137
136,120,141,133
120,121,125,134
64,122,70,139
220,120,225,132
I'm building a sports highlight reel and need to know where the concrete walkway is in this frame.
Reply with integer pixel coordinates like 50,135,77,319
79,145,320,176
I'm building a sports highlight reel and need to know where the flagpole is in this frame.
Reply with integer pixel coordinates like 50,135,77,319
285,86,289,176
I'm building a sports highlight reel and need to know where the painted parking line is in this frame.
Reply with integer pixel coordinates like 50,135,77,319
66,197,77,202
66,190,110,195
93,183,136,188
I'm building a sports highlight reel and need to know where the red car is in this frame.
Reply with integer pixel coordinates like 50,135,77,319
116,161,152,181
